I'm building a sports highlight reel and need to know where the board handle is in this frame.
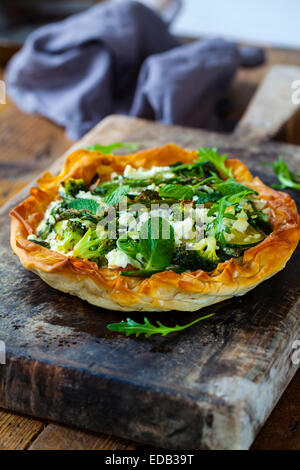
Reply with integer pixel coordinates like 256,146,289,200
234,65,300,143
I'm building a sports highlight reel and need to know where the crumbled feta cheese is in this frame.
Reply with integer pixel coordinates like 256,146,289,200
123,164,174,180
254,199,266,211
232,210,249,232
194,207,215,224
171,217,195,243
77,190,104,204
105,248,140,269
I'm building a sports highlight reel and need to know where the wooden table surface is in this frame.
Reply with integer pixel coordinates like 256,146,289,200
0,45,299,450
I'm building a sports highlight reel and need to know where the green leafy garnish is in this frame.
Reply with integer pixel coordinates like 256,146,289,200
158,184,194,201
197,147,231,177
139,217,175,270
107,313,215,338
267,157,300,190
68,198,99,214
104,185,130,205
86,142,140,154
213,178,257,197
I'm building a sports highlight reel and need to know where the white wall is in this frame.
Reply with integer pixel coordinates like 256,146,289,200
171,0,300,49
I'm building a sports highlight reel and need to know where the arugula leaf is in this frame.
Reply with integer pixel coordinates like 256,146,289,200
268,157,300,190
104,185,130,205
86,142,140,154
158,184,194,201
107,313,215,338
197,147,231,177
68,198,99,214
139,217,175,270
207,191,253,247
210,197,232,247
213,178,257,197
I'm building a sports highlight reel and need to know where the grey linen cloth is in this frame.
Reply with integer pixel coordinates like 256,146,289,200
5,0,264,140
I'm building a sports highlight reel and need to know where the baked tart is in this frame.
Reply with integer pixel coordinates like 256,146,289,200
10,145,300,312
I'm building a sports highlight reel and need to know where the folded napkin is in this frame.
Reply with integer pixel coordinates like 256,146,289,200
5,0,264,140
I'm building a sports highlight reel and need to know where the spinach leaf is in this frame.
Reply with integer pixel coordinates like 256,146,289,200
213,178,257,196
158,184,194,201
139,217,175,270
68,198,99,214
104,185,130,205
195,191,222,204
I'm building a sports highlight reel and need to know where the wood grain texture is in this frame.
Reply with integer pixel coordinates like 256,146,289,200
0,115,299,450
29,424,139,451
1,44,300,450
0,409,45,450
252,370,300,450
235,65,300,142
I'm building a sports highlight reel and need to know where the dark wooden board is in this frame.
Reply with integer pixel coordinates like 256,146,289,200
0,116,299,450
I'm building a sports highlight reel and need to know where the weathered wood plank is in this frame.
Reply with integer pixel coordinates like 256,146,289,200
252,369,300,450
0,116,299,450
0,409,45,450
235,65,300,142
29,424,139,451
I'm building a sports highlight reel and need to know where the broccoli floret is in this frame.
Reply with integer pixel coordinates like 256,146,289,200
56,219,86,253
72,228,116,264
173,237,220,272
59,178,86,199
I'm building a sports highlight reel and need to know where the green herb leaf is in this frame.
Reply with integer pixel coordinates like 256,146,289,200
194,191,222,204
197,147,231,177
268,157,300,190
86,142,140,154
139,217,175,270
107,313,215,338
158,184,194,201
213,178,257,197
68,198,99,214
117,236,139,260
104,185,130,205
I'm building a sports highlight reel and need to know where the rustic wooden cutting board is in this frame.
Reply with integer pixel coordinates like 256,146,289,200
0,67,299,450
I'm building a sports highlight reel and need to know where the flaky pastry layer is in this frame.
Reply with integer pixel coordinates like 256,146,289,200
10,145,300,312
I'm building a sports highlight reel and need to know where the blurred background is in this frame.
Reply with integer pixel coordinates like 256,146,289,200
1,0,299,49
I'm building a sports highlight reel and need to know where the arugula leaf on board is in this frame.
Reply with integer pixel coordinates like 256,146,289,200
139,217,175,271
67,198,99,214
86,142,140,154
197,147,231,177
158,184,194,201
107,314,215,338
104,185,130,205
267,157,300,190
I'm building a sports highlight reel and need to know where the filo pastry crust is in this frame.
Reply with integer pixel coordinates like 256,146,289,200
10,145,300,312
